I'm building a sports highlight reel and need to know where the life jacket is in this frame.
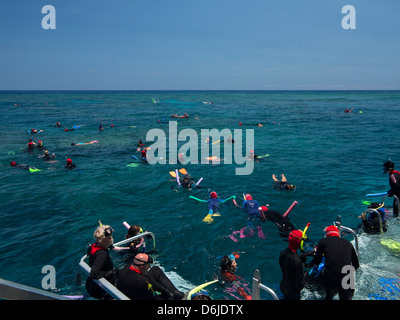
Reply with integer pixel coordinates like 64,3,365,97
88,243,107,256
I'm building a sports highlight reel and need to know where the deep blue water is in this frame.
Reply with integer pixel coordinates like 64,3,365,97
1,90,400,300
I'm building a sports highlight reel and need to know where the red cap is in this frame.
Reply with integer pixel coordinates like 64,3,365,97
245,194,252,200
10,161,17,166
260,206,268,212
210,191,217,198
66,158,72,164
288,230,303,251
325,225,340,237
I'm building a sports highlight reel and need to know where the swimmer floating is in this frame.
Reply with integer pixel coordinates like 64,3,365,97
189,191,235,223
170,168,203,191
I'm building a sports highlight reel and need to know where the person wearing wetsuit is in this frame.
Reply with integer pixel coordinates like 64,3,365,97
27,139,36,151
260,206,295,234
361,202,387,234
116,253,185,300
36,140,45,151
125,225,144,258
181,174,194,189
220,254,251,300
85,225,118,299
10,161,30,170
383,161,400,217
309,225,359,300
279,230,307,300
207,191,223,212
141,149,147,162
242,194,260,220
273,174,296,191
65,158,76,169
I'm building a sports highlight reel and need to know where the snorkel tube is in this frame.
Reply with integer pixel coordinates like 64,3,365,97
300,223,310,252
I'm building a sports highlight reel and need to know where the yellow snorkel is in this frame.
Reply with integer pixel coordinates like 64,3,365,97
300,223,310,252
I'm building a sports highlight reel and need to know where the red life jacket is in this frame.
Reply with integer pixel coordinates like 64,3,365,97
89,243,106,256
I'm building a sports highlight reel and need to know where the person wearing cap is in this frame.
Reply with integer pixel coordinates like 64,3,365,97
207,191,222,212
65,158,76,169
242,194,261,219
36,140,45,150
85,225,118,299
9,161,30,170
141,149,147,162
383,160,400,217
116,253,185,300
308,225,359,300
279,230,307,300
247,150,258,161
27,138,36,151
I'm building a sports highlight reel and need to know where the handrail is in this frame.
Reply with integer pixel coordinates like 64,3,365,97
363,208,383,234
0,278,73,300
114,231,156,251
251,269,279,300
334,215,359,257
79,231,156,300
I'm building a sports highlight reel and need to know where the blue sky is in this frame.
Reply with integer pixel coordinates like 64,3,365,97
1,0,399,90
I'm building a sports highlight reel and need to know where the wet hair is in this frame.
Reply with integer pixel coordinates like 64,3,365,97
220,255,233,272
93,225,113,242
127,225,141,238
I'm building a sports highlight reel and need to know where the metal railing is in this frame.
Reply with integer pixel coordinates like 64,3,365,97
0,278,72,300
251,269,279,300
79,231,156,300
333,215,359,256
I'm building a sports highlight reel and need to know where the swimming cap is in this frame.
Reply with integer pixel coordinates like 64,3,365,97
66,158,72,164
10,161,17,166
325,225,340,237
288,230,303,251
210,191,217,198
289,230,303,242
260,206,269,212
245,194,252,200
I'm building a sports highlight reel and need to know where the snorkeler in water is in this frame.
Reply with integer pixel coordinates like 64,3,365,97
71,141,99,146
272,174,296,191
65,158,76,169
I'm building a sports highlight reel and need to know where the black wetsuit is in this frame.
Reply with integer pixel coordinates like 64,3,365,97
279,248,306,300
85,243,116,299
388,170,400,217
311,236,359,300
262,210,295,234
116,265,182,300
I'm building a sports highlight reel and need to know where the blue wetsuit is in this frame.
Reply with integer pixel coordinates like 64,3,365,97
243,199,260,219
207,198,222,212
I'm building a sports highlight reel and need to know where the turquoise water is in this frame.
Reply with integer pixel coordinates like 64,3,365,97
1,90,400,300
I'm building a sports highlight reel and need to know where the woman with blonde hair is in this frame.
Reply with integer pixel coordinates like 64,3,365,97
85,225,118,299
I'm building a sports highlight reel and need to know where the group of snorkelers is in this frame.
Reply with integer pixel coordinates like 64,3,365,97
9,122,103,171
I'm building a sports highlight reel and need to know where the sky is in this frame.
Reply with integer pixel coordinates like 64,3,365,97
1,0,400,90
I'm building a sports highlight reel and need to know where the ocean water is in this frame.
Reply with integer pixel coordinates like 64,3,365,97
1,90,400,300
